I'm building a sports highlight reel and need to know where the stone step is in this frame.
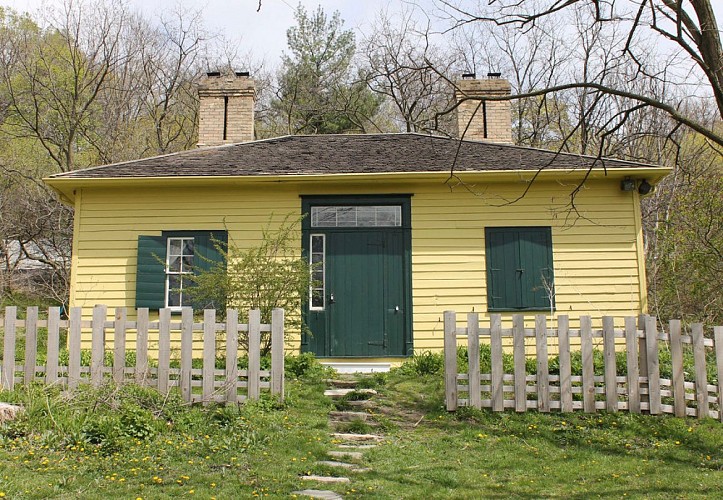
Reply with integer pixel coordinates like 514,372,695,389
345,400,375,409
337,444,378,449
316,461,371,473
300,475,350,484
323,379,358,389
332,432,384,442
291,490,343,500
328,411,368,421
328,450,363,460
324,388,377,398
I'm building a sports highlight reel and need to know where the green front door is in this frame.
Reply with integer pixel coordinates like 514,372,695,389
302,196,412,357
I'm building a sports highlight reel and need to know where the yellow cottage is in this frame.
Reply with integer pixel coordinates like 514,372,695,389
45,73,669,369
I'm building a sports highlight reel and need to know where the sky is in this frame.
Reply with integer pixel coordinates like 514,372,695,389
1,0,438,64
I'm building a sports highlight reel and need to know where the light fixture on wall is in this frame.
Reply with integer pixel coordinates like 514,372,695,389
620,177,635,192
638,179,653,195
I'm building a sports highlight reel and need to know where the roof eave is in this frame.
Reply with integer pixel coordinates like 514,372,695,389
44,166,671,204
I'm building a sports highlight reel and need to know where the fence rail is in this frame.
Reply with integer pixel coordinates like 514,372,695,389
444,312,723,420
0,305,285,404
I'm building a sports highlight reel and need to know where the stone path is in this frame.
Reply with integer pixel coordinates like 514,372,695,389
292,378,385,499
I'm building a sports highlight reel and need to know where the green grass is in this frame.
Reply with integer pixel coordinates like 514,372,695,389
0,366,721,499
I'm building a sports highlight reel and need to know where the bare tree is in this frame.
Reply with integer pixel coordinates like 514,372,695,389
361,8,456,133
435,0,723,148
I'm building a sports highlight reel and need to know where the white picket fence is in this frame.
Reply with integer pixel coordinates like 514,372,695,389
1,305,285,403
444,312,723,420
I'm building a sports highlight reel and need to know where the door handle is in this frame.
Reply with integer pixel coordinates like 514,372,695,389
329,293,335,304
394,305,400,312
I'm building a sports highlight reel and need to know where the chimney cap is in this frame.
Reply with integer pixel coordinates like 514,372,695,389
206,71,221,77
235,71,250,77
487,72,502,78
462,72,476,79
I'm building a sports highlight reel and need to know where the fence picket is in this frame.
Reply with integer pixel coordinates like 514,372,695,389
669,319,686,417
490,314,504,412
638,314,649,413
248,309,261,400
91,305,107,387
645,316,661,415
558,315,572,413
536,315,549,413
271,308,285,399
135,308,149,385
68,307,82,389
691,323,708,419
180,308,193,402
625,316,640,414
46,307,61,385
2,306,17,390
467,312,481,409
603,316,617,413
23,307,38,385
444,311,458,411
225,309,239,403
580,316,595,413
157,309,171,394
715,326,723,423
113,308,127,385
513,315,526,413
202,309,216,403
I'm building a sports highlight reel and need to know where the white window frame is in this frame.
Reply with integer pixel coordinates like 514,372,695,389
165,236,194,311
309,234,325,311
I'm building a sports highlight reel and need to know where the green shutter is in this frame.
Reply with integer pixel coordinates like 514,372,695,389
486,227,554,311
136,235,166,309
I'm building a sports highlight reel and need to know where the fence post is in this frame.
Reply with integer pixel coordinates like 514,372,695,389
638,314,649,413
645,316,661,415
180,308,193,402
669,319,686,417
247,309,261,400
467,312,481,409
113,308,127,385
91,304,107,387
580,315,595,413
625,316,640,414
603,316,617,413
715,326,723,423
157,308,171,394
2,306,17,390
225,309,239,404
24,306,38,385
490,314,504,412
444,310,458,411
68,307,82,389
46,306,61,385
513,314,526,413
536,314,549,413
691,323,708,419
271,308,285,400
135,308,150,386
202,309,216,404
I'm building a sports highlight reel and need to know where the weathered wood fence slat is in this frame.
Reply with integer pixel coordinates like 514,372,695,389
445,312,723,420
0,306,285,404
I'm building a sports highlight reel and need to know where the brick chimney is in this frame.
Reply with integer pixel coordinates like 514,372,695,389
455,73,512,144
197,71,255,147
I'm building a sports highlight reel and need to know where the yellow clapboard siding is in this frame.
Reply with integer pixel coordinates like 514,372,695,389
70,176,647,355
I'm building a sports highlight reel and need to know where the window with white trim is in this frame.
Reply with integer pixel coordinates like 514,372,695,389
165,237,195,309
309,234,325,310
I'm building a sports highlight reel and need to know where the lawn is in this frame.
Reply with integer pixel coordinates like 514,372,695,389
0,360,721,499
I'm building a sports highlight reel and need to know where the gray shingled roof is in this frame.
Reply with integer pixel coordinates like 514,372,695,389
50,133,656,179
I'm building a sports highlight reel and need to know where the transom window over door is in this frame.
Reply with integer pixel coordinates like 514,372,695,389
311,205,402,227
